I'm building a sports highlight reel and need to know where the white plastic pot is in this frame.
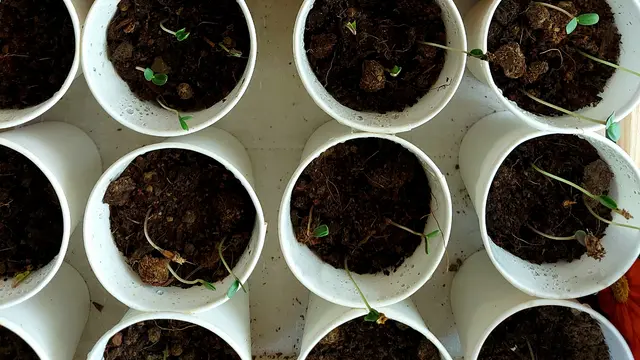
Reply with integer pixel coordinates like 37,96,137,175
0,122,101,310
0,262,90,360
293,0,466,134
84,127,266,313
279,121,452,308
0,0,81,129
299,293,452,360
81,0,257,137
87,289,251,360
459,111,640,299
451,250,633,360
464,0,640,133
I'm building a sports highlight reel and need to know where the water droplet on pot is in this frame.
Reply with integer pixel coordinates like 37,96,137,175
156,290,164,295
126,108,134,115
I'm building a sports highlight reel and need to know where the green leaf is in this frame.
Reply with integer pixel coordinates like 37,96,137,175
388,65,402,77
143,68,155,81
228,49,243,57
313,224,329,238
151,73,168,86
202,281,217,291
469,49,485,58
605,112,620,142
179,115,192,131
424,229,440,239
599,195,618,210
12,270,31,288
576,13,600,26
364,309,380,322
227,280,240,298
345,21,357,35
175,28,190,41
566,17,578,34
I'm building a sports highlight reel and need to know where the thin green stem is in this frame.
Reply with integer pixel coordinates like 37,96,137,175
532,2,574,18
576,49,640,77
166,264,201,285
526,224,576,240
144,208,169,254
159,21,176,35
416,41,476,56
531,163,599,200
218,239,247,293
156,96,180,117
526,338,536,360
585,202,640,231
521,90,605,124
344,258,373,312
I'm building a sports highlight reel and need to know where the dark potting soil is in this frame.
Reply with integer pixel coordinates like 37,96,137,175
0,146,63,279
106,0,249,112
307,317,440,360
487,0,621,115
0,326,38,360
304,0,446,113
103,320,241,360
478,306,609,360
487,134,613,264
0,0,75,109
103,149,256,288
290,138,431,275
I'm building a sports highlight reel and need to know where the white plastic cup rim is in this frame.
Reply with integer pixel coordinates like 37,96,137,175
0,0,80,129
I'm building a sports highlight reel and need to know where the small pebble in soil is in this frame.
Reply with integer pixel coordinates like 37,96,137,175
360,60,386,92
487,42,526,79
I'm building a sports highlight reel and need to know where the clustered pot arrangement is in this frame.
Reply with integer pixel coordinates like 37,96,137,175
82,0,257,136
0,0,82,128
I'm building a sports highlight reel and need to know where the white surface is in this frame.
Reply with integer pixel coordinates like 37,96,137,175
299,294,453,360
0,122,101,309
0,263,90,360
0,0,81,129
88,290,252,360
34,0,517,358
459,112,640,299
293,0,467,134
279,121,452,309
83,127,266,313
82,0,258,136
451,250,633,360
464,0,640,133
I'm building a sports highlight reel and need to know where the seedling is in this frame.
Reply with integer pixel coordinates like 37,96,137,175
416,42,488,60
521,90,620,142
345,21,357,35
385,218,441,254
144,209,189,264
386,65,402,77
526,225,606,260
218,43,243,58
531,163,632,219
166,263,216,290
585,200,640,231
159,20,190,41
531,2,599,34
135,67,168,86
12,266,32,288
156,96,192,130
218,238,248,298
345,258,387,324
313,224,329,238
575,49,640,78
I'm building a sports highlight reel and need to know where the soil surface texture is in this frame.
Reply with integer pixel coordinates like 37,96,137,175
103,149,255,288
290,138,431,274
307,317,440,360
304,0,446,113
0,326,39,360
107,0,249,112
103,320,241,360
488,0,620,115
479,306,609,360
487,134,613,264
0,146,63,279
0,0,75,109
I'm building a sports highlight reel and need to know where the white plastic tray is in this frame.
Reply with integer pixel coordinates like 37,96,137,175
35,0,508,358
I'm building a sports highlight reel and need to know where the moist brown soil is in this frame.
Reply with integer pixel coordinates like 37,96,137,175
487,134,613,264
0,0,75,109
304,0,446,113
0,146,63,279
290,138,431,275
103,320,241,360
307,317,440,360
478,306,609,360
488,0,621,115
103,149,255,288
106,0,249,112
0,326,39,360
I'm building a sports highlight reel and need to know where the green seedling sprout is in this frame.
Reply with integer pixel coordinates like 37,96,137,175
416,41,488,60
345,21,357,35
345,258,387,324
218,238,248,298
135,67,168,86
521,90,620,142
166,264,216,290
12,266,32,288
159,20,190,41
532,2,599,34
156,96,193,130
385,218,441,254
526,224,607,260
527,224,587,242
585,200,640,231
531,163,632,219
144,209,189,264
313,224,329,238
386,65,402,77
576,49,640,77
218,43,243,57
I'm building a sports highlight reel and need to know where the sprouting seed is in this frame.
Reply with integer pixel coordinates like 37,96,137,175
385,218,441,254
218,43,243,57
166,264,216,290
345,21,357,35
313,224,329,238
219,238,247,298
345,258,387,324
386,65,402,77
156,96,192,131
531,2,599,34
159,20,190,41
135,67,168,86
575,49,640,78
